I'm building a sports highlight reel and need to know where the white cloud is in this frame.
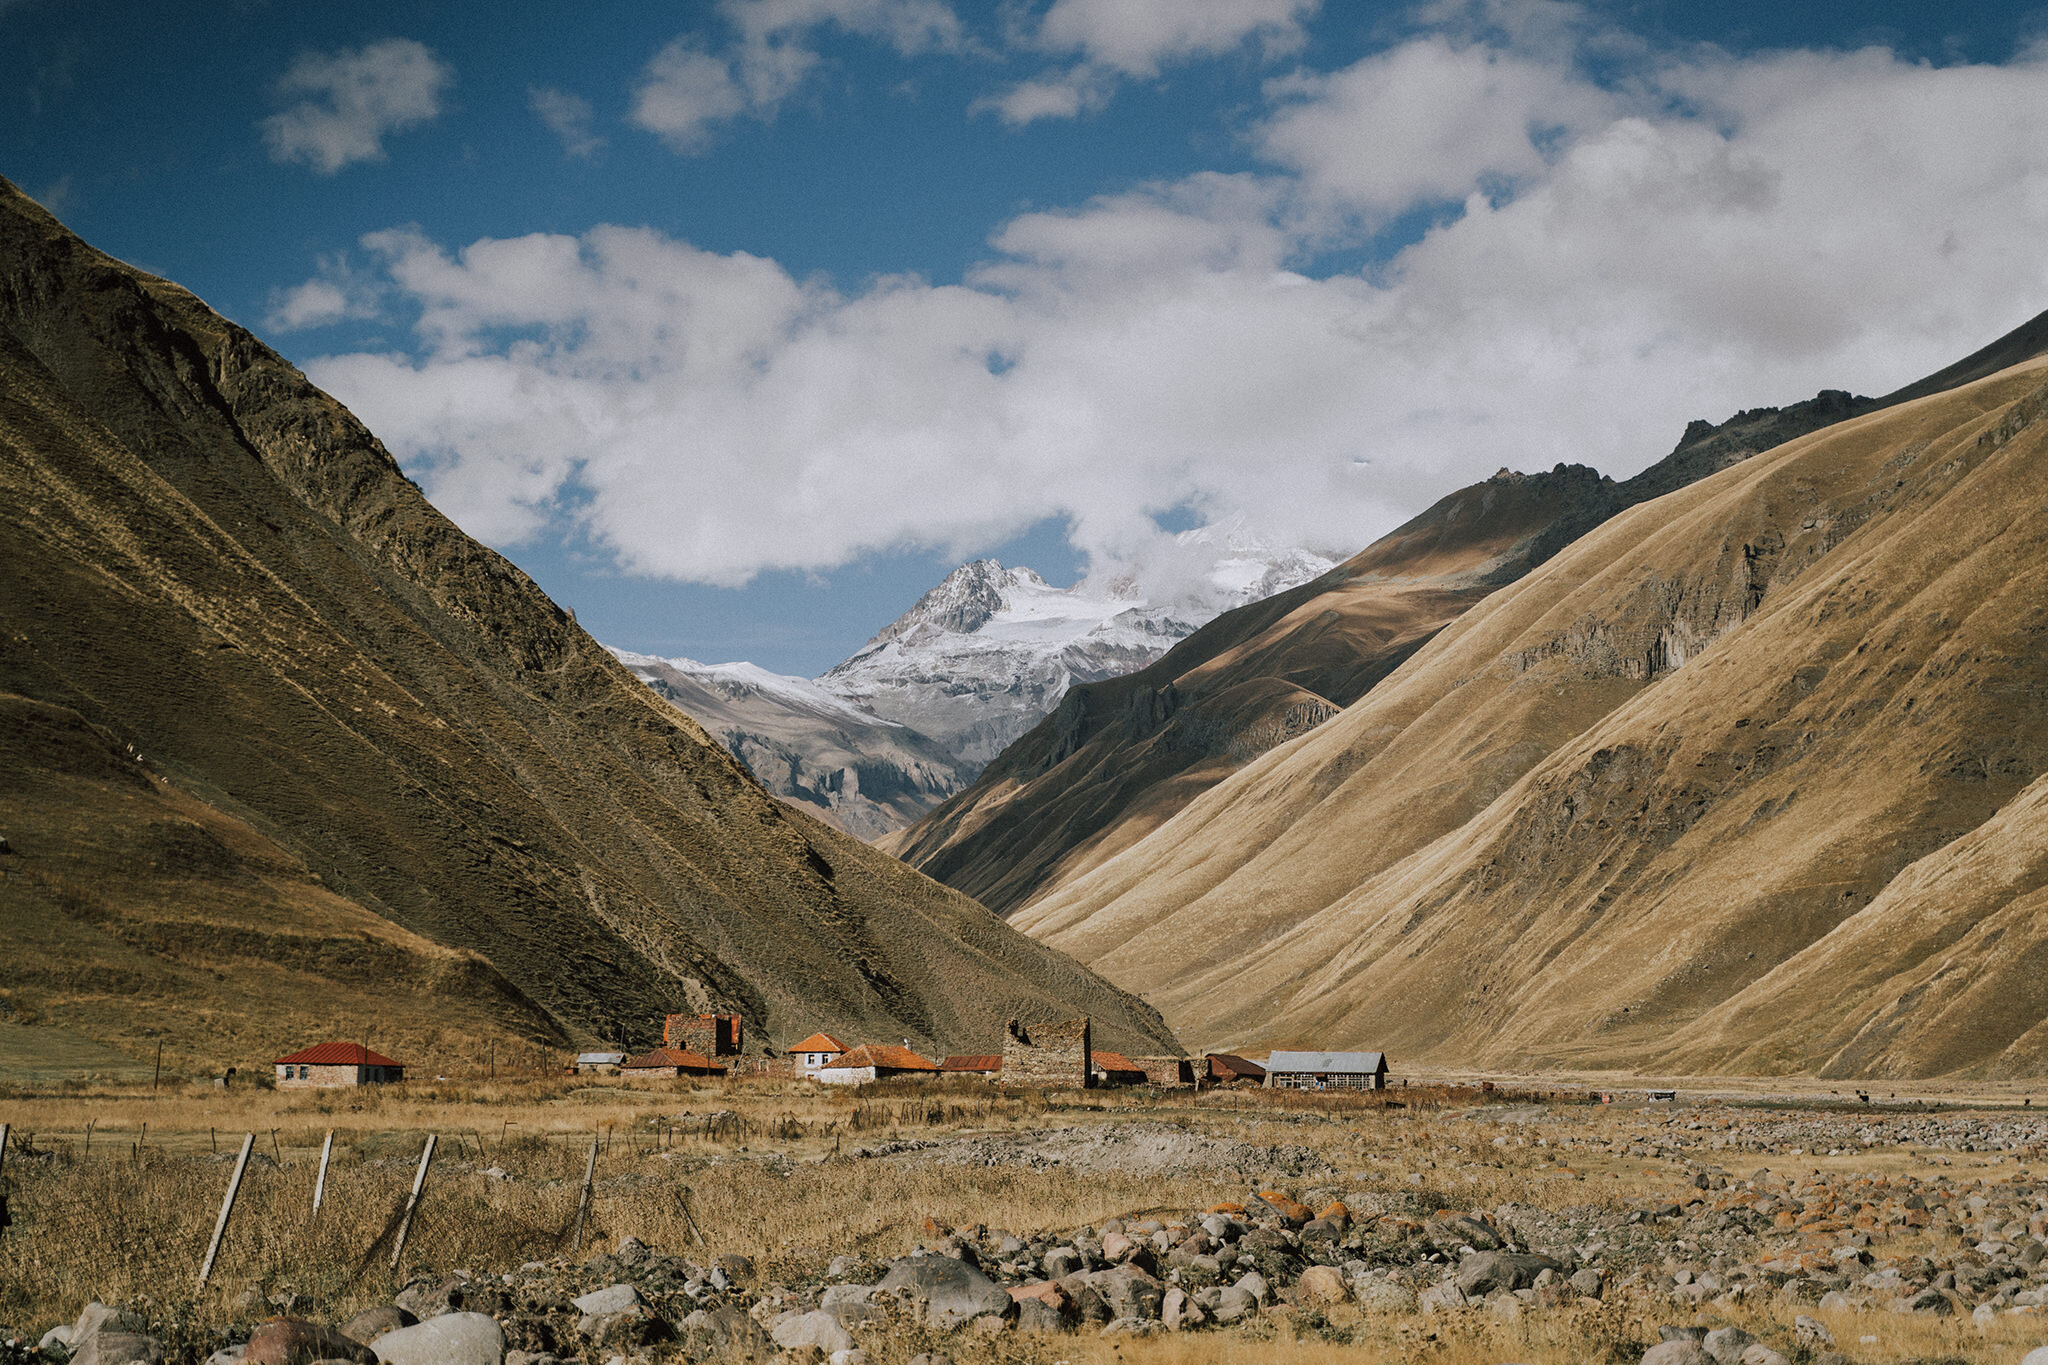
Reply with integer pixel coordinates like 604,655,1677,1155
984,0,1318,125
264,251,384,332
530,87,605,158
303,27,2048,595
632,0,966,152
261,38,451,174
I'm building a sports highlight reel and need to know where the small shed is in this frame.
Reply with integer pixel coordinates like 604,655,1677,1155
816,1044,938,1086
573,1051,626,1075
789,1032,850,1078
940,1054,1002,1078
1135,1055,1195,1087
1090,1050,1147,1087
620,1047,727,1078
274,1043,403,1089
1264,1050,1388,1091
1205,1053,1267,1085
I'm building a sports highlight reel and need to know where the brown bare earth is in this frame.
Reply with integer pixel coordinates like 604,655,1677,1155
1014,352,2048,1079
886,393,1873,918
0,175,1177,1077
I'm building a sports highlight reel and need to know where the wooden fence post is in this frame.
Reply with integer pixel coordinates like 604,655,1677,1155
198,1134,255,1288
570,1136,599,1251
153,1042,163,1092
311,1130,334,1215
0,1123,9,1239
388,1135,437,1271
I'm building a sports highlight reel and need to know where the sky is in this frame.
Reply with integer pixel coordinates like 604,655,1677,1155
7,0,2048,675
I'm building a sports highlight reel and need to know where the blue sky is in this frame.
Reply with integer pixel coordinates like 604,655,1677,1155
7,1,2048,674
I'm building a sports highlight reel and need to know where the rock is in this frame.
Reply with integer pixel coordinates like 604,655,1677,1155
370,1312,504,1365
339,1308,417,1347
1296,1266,1349,1306
771,1313,853,1355
571,1286,642,1316
1086,1265,1165,1321
2019,1350,2048,1365
1702,1327,1757,1365
39,1326,74,1354
714,1253,755,1281
1456,1251,1560,1298
1570,1268,1606,1299
876,1256,1014,1330
829,1352,865,1365
681,1307,771,1360
1211,1287,1257,1324
1100,1231,1136,1262
1738,1348,1790,1365
1015,1298,1068,1335
1234,1271,1271,1306
244,1320,376,1365
826,1256,864,1282
205,1350,247,1365
71,1305,148,1349
906,1355,954,1365
392,1279,466,1321
1352,1276,1419,1313
1418,1282,1467,1314
72,1335,162,1365
1256,1192,1313,1226
1640,1342,1709,1365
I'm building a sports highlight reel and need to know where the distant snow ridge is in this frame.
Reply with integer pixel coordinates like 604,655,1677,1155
818,531,1337,772
608,648,973,841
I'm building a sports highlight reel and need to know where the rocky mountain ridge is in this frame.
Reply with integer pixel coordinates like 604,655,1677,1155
0,174,1178,1069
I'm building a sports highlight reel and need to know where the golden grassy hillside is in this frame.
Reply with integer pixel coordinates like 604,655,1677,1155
0,175,1178,1077
1015,356,2048,1080
888,393,1874,918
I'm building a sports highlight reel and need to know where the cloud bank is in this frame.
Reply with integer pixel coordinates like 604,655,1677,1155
302,16,2048,593
262,38,451,174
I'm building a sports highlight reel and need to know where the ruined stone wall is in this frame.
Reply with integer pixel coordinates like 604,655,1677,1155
664,1013,743,1055
1135,1056,1194,1087
1002,1017,1090,1089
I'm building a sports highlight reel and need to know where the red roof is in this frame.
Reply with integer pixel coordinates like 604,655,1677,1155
790,1033,849,1054
622,1047,726,1073
940,1055,1002,1072
831,1044,937,1071
1206,1053,1266,1079
1093,1050,1144,1074
274,1042,402,1068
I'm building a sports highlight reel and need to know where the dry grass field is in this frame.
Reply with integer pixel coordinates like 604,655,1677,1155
4,1073,2047,1363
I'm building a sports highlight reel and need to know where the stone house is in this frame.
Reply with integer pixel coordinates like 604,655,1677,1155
814,1044,937,1086
789,1032,850,1078
1264,1050,1388,1090
273,1043,403,1089
1134,1055,1195,1087
1090,1050,1147,1087
1001,1017,1090,1089
664,1013,743,1057
620,1046,727,1078
1205,1053,1267,1085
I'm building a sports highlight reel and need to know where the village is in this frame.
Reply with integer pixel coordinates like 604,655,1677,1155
270,1013,1391,1097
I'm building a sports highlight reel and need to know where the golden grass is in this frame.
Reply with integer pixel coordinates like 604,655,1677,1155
3,1079,2037,1361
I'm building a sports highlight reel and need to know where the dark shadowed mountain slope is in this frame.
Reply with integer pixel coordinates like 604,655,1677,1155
0,177,1177,1074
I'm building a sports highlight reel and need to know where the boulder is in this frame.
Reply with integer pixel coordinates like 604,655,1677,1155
1702,1326,1758,1365
244,1320,377,1365
1212,1287,1257,1324
1234,1271,1271,1306
339,1308,417,1347
1418,1282,1466,1314
1738,1348,1791,1365
392,1279,467,1321
876,1255,1013,1330
1352,1276,1419,1313
370,1312,504,1365
2019,1350,2048,1365
71,1305,148,1349
1256,1192,1313,1226
1296,1266,1349,1306
1014,1297,1068,1335
1640,1342,1709,1365
572,1285,641,1316
1456,1251,1560,1298
1569,1268,1606,1299
680,1306,771,1360
72,1334,162,1365
771,1312,853,1355
1086,1265,1165,1321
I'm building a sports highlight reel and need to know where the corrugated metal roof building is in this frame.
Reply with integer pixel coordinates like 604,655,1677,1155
1263,1050,1388,1090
